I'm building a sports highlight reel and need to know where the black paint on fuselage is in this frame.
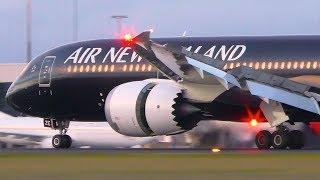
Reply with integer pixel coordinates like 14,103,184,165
6,36,320,122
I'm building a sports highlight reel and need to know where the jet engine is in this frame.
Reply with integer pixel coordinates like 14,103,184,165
105,80,201,137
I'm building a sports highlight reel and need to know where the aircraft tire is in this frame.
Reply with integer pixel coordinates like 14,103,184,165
61,135,72,148
272,130,289,149
255,130,272,149
52,135,63,148
52,135,72,148
288,130,304,149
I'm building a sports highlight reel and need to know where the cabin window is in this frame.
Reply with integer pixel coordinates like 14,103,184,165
313,61,317,69
274,62,279,69
287,62,292,69
261,62,266,69
306,61,311,69
293,61,298,69
255,62,259,69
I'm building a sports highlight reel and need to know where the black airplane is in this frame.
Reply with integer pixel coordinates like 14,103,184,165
6,31,320,149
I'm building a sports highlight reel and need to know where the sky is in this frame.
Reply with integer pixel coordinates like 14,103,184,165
1,0,320,63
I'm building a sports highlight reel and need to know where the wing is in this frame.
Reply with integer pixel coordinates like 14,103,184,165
133,32,320,126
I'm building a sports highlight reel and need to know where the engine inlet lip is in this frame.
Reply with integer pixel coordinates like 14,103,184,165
104,87,120,132
135,83,156,135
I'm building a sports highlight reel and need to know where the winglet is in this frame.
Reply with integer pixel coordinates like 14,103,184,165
133,31,151,44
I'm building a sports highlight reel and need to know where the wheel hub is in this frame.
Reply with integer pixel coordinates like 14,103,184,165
257,135,266,145
274,134,282,146
53,138,60,146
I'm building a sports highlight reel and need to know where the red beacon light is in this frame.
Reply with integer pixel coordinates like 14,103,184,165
122,33,135,46
123,33,133,42
250,119,258,127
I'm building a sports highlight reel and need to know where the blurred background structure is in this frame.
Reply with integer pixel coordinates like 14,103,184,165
72,0,78,42
26,0,32,62
1,0,320,63
111,15,128,33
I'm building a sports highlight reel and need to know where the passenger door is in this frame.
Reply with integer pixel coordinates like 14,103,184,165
38,56,55,95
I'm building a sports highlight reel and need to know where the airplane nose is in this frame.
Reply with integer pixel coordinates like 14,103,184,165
5,55,57,117
6,82,23,111
5,81,33,114
6,82,16,106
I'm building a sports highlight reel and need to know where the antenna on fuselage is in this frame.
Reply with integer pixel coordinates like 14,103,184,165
182,30,187,37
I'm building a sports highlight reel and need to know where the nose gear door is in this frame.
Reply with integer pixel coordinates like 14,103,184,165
39,56,55,95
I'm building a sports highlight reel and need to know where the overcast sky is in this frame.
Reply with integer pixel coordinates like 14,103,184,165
1,0,320,63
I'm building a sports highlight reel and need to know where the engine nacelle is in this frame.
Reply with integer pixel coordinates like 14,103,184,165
105,80,200,137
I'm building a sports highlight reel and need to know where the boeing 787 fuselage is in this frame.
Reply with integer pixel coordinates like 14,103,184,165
6,34,320,149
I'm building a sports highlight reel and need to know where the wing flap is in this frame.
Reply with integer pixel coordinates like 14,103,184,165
260,100,289,127
246,80,320,114
185,56,241,88
133,38,182,81
133,31,205,82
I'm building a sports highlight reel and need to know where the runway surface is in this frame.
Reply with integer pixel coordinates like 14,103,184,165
0,148,319,180
1,147,320,153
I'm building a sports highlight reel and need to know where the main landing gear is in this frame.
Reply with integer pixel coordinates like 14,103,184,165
44,119,72,149
255,127,304,150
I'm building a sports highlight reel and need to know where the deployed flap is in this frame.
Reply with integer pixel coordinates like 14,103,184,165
133,31,182,81
133,32,205,82
247,80,320,115
260,100,289,127
185,56,241,88
150,43,185,78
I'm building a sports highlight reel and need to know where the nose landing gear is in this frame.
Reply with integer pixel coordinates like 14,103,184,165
43,119,72,149
52,134,72,149
255,128,304,150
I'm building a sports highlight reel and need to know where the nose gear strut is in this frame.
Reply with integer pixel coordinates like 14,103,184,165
43,119,72,149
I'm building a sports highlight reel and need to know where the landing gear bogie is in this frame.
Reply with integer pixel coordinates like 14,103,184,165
255,129,304,150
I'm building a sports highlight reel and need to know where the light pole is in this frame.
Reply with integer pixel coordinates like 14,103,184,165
111,15,128,34
26,0,32,62
73,0,78,42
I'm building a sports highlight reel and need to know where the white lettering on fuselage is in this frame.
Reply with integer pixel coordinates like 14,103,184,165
186,45,246,61
102,47,123,63
64,47,102,64
64,47,83,63
64,44,246,64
